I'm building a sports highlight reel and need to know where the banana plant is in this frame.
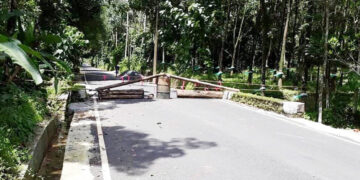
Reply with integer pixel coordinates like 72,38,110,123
0,33,72,87
0,34,43,85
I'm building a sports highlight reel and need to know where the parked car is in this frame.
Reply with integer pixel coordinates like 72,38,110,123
119,70,143,81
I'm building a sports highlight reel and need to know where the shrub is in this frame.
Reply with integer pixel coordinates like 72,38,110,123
323,93,360,128
231,92,284,113
303,92,360,128
0,84,48,178
0,129,20,179
304,111,318,122
255,89,299,101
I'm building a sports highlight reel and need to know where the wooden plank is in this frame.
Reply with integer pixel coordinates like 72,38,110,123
100,94,144,99
177,90,224,99
168,74,240,92
99,89,144,95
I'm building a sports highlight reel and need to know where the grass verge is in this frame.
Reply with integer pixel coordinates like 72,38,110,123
231,92,284,114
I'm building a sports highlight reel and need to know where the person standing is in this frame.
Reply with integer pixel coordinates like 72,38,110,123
115,65,120,77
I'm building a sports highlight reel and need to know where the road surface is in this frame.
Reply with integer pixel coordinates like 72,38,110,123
82,65,360,180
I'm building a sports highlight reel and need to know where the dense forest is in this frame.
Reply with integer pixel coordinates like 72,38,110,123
0,0,360,178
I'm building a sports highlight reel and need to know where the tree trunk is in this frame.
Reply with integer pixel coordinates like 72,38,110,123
153,2,159,77
266,39,272,68
218,0,230,72
162,47,165,64
325,64,330,108
141,13,147,53
7,0,17,35
318,0,329,123
358,42,360,74
303,64,308,91
125,11,129,58
162,46,165,72
339,71,344,86
297,10,305,90
354,88,359,114
358,25,360,74
286,0,298,79
315,65,320,114
115,27,118,48
230,5,247,76
8,65,20,83
278,0,291,89
248,59,254,84
260,0,267,93
248,40,256,85
218,31,225,72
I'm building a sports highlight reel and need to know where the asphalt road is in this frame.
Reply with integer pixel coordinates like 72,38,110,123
82,65,360,180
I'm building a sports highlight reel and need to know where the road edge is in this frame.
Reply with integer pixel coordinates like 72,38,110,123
221,99,360,146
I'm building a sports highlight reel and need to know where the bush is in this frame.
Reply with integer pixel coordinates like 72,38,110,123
0,129,20,179
304,111,318,122
231,92,284,113
303,92,360,128
323,93,360,128
264,89,299,101
0,84,48,178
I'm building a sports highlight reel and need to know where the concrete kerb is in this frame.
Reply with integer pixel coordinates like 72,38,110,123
20,93,69,179
61,68,107,180
60,101,100,180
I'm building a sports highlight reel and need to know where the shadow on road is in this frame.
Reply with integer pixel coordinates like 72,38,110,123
96,99,155,111
84,72,118,81
102,126,217,176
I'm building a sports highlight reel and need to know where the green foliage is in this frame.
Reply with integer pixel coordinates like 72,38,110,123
55,26,89,70
262,89,299,101
0,35,43,84
346,72,360,91
304,111,318,122
323,92,360,128
0,84,49,178
0,85,47,143
185,82,196,90
303,91,360,128
0,130,21,179
111,44,125,69
231,92,284,113
67,0,106,50
118,55,146,73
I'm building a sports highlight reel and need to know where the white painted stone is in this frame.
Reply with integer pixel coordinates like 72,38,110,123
223,91,235,100
283,102,305,114
170,88,178,99
79,89,87,99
